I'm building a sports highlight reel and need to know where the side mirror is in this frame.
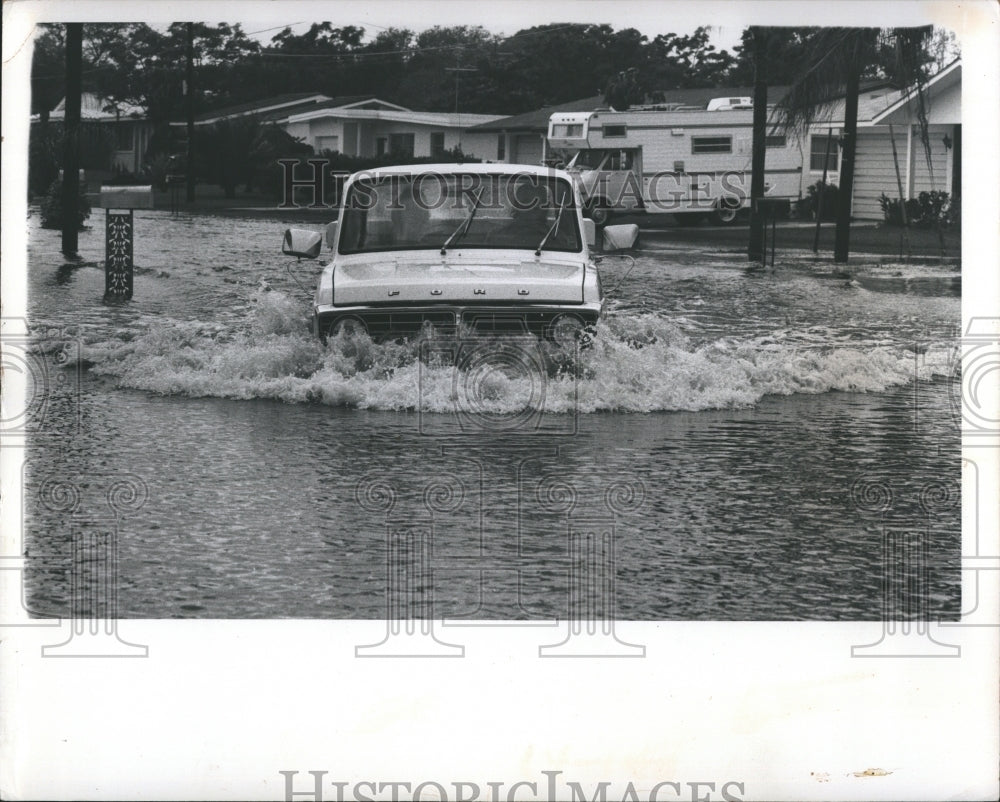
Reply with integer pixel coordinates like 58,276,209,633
602,223,639,252
324,220,338,250
582,218,596,247
282,228,322,259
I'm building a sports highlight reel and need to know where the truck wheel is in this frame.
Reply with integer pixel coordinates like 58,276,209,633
586,199,612,227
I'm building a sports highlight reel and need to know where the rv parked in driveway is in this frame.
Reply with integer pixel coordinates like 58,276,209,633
548,101,804,225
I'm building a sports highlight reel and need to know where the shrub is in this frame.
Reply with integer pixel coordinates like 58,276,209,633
879,190,957,229
28,122,117,199
796,181,838,221
40,178,91,230
916,190,950,226
942,195,961,229
879,194,920,226
143,152,176,192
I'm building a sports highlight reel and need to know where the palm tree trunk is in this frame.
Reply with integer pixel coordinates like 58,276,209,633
833,65,860,263
186,23,196,203
61,23,83,257
747,27,768,264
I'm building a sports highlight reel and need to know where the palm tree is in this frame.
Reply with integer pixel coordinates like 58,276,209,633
747,27,771,264
774,27,934,263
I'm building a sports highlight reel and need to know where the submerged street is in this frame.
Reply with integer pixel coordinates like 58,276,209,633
21,209,961,619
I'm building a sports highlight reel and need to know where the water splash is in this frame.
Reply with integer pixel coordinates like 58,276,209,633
76,288,954,413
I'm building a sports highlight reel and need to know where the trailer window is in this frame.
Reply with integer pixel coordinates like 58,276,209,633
765,135,786,148
604,125,627,138
552,123,584,138
691,136,732,154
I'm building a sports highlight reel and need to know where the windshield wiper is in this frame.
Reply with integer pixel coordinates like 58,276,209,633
535,197,568,256
440,188,485,255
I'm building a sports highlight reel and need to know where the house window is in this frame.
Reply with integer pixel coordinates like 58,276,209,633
497,134,506,160
388,133,415,157
316,135,340,153
430,131,446,157
765,135,786,148
115,124,132,150
376,138,387,156
603,125,627,138
810,134,839,172
691,136,732,154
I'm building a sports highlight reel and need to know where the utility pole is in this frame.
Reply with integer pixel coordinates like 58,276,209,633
445,48,477,115
61,23,83,257
444,59,477,153
833,65,860,263
747,27,768,264
185,22,196,202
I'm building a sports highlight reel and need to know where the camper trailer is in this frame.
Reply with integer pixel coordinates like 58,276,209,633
548,102,804,224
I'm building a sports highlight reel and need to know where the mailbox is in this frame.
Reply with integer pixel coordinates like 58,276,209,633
98,186,153,302
98,185,154,209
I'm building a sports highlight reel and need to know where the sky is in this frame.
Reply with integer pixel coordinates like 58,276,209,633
13,0,970,61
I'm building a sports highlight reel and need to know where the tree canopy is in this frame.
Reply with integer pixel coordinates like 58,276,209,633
31,21,958,123
31,22,744,120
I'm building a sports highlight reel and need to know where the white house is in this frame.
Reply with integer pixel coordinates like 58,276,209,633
283,104,502,160
791,59,961,219
857,59,961,218
179,93,504,162
33,92,152,175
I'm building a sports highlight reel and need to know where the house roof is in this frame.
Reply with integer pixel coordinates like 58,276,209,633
468,95,608,133
470,87,795,133
192,92,334,124
646,85,789,109
808,85,908,127
286,107,504,128
870,59,961,125
302,96,410,113
41,92,146,121
188,94,417,125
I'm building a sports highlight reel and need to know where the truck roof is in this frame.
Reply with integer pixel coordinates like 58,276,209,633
357,163,572,180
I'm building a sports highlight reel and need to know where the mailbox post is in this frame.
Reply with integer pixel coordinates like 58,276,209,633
98,186,153,301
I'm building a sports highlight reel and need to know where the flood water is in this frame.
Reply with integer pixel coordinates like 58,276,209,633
19,209,961,619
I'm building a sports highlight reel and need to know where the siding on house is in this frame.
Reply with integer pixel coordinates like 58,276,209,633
456,132,500,161
852,124,952,220
910,127,950,195
512,133,545,165
852,128,908,220
293,118,497,161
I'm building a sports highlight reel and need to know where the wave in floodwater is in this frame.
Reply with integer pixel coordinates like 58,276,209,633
61,289,954,413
